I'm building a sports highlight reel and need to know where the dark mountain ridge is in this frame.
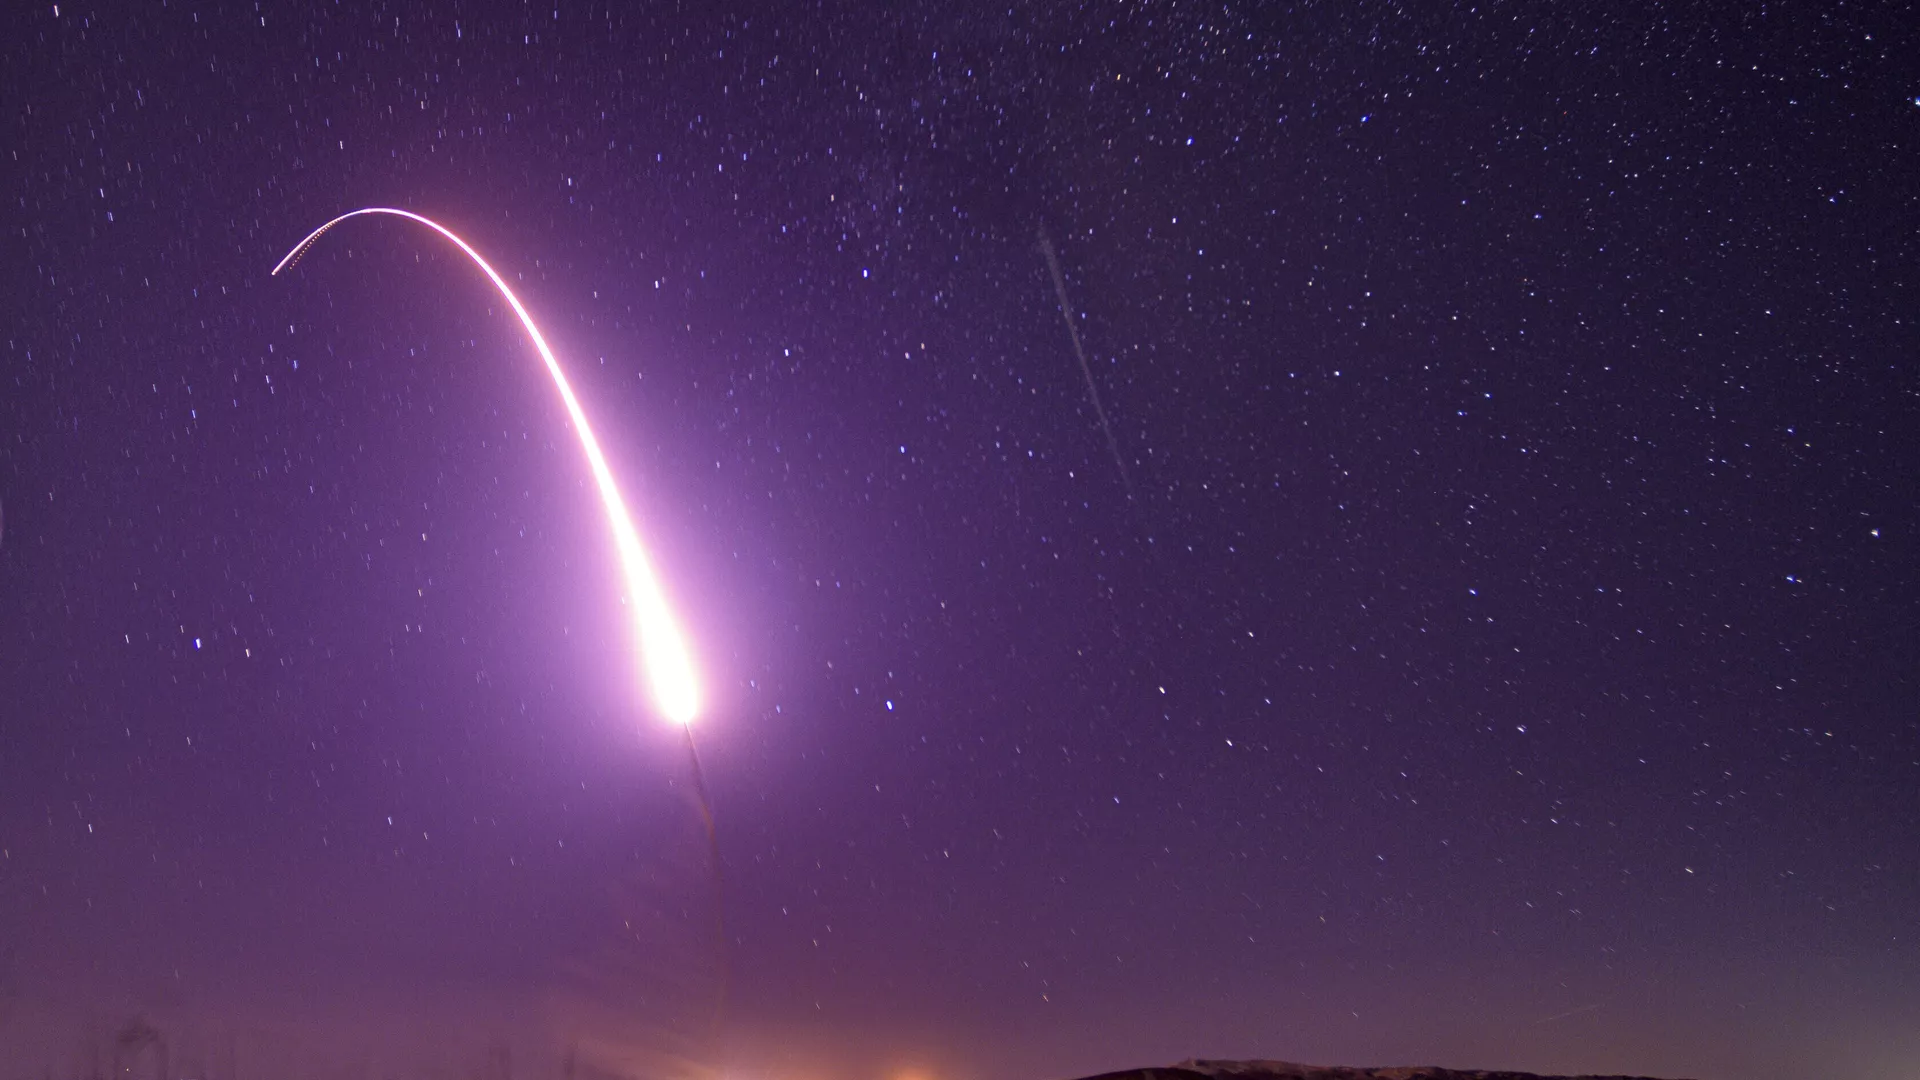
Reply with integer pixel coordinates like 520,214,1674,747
1073,1060,1690,1080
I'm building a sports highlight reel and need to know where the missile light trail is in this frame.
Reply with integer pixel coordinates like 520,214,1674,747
272,207,700,727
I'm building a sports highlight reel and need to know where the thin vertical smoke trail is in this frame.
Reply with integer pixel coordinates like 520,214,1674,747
1037,223,1134,498
682,725,728,1039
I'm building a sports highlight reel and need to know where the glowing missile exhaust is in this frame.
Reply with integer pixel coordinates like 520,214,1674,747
272,208,700,726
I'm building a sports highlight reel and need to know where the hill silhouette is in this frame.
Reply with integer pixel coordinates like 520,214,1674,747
1071,1060,1689,1080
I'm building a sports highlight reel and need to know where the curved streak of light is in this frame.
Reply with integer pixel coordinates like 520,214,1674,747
273,208,700,725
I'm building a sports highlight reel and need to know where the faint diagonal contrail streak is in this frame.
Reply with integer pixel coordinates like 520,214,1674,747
1037,223,1134,498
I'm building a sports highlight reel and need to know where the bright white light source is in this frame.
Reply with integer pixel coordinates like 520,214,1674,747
274,208,700,725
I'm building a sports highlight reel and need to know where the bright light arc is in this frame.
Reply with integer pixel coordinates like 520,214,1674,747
274,207,700,726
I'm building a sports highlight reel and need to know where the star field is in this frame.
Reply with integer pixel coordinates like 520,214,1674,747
3,3,1917,1079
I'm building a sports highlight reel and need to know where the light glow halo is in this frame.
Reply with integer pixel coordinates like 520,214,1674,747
273,207,700,725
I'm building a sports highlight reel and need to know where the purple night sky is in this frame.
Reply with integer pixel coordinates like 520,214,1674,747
4,3,1917,1079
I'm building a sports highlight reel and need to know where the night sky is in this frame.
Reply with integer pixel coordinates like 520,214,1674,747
5,3,1917,1079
